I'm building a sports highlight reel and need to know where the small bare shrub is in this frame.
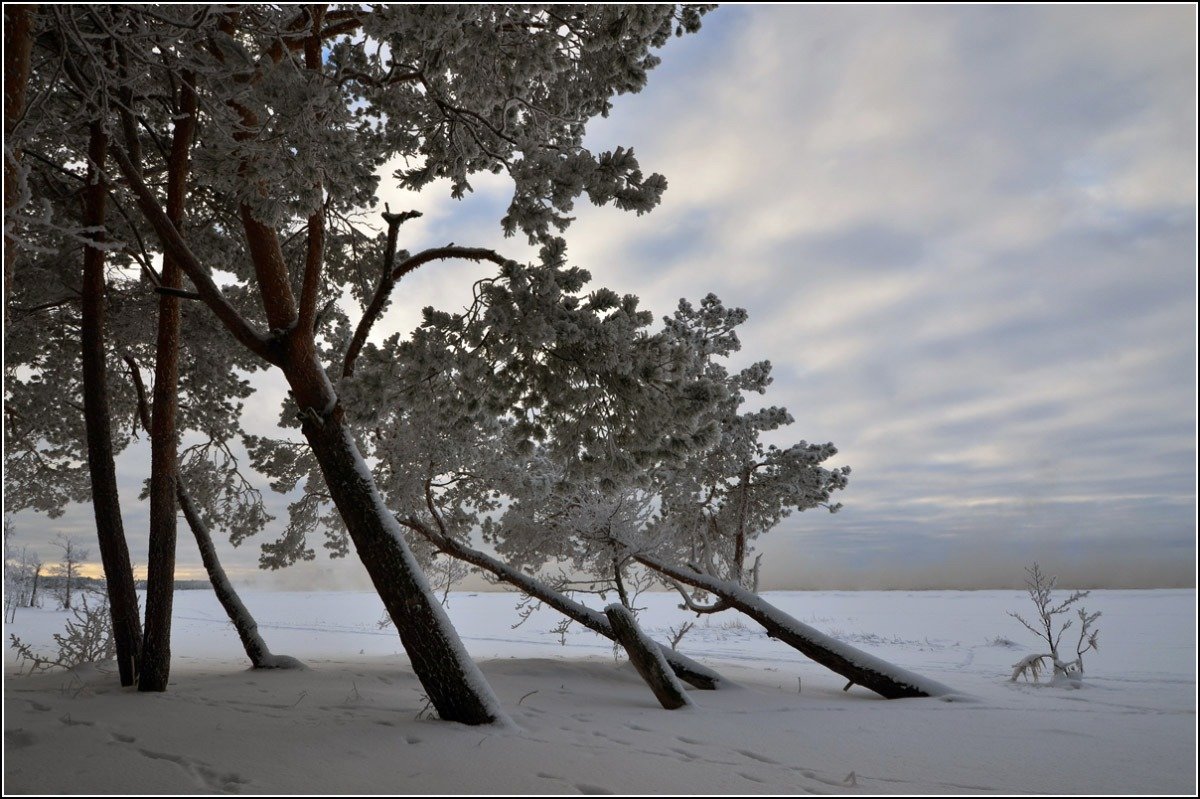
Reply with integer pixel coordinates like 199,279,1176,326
1008,563,1100,685
10,591,116,675
667,620,695,650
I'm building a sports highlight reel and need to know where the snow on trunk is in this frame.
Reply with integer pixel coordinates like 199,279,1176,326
405,519,724,690
301,419,508,726
635,554,955,699
605,604,692,710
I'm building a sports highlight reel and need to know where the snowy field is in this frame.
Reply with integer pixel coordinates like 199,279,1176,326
4,588,1195,795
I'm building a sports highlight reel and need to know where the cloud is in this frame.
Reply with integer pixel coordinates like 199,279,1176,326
7,6,1194,591
557,5,1196,588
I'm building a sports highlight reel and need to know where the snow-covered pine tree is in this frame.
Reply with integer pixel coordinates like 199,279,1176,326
8,5,714,724
342,285,948,700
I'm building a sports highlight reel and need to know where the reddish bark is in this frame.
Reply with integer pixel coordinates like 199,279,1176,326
139,74,199,692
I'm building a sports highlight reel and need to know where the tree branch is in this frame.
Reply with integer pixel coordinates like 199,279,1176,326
108,143,279,365
123,354,152,431
667,578,730,615
342,243,510,376
153,286,201,300
337,207,415,376
296,6,326,335
12,297,77,315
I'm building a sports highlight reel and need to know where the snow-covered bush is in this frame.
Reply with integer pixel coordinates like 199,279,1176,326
1008,563,1101,685
10,589,116,675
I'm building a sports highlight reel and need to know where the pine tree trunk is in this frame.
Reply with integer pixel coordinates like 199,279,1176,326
605,604,691,709
177,488,302,670
289,350,501,724
138,276,182,691
79,122,142,688
635,553,953,699
406,520,723,690
138,76,197,693
64,558,72,610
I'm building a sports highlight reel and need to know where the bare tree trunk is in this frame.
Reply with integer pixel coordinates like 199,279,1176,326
635,553,953,699
177,489,303,670
404,517,723,690
64,550,73,610
3,4,36,325
139,73,198,693
79,121,142,687
605,604,691,709
732,465,751,582
29,564,40,608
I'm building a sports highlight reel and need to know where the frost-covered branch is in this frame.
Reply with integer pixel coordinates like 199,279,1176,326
109,143,277,363
667,578,730,615
342,241,512,377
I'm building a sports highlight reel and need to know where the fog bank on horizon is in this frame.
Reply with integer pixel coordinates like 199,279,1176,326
753,551,1196,591
210,539,1195,593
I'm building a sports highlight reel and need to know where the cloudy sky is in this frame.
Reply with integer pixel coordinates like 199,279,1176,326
9,4,1196,590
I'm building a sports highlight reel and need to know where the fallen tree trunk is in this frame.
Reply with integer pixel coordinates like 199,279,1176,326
605,604,691,709
402,517,724,691
634,553,954,699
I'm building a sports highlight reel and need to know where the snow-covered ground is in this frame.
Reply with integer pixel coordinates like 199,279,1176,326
4,588,1195,794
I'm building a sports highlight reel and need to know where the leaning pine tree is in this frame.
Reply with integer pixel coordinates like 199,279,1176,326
13,5,714,724
442,294,953,700
246,237,737,691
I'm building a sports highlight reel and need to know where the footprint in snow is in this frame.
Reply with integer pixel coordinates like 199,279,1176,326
738,749,779,765
137,748,249,793
58,714,94,727
792,767,846,788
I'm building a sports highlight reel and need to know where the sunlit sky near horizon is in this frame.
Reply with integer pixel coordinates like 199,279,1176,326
6,4,1196,591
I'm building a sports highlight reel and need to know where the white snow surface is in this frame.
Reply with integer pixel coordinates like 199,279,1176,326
4,588,1195,795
